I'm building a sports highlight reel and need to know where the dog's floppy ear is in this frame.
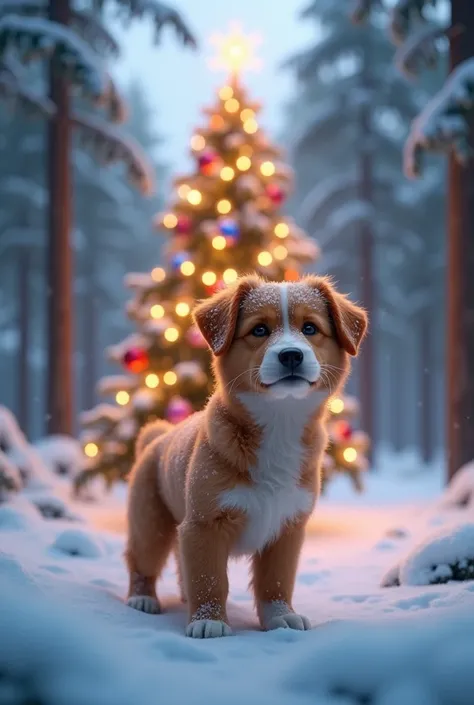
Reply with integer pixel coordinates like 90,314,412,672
305,275,368,356
193,275,261,356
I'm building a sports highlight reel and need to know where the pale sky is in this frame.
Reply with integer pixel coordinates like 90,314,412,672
115,0,312,180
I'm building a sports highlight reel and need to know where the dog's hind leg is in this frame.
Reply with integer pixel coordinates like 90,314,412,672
125,439,176,614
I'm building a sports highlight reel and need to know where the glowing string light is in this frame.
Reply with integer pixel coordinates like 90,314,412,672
116,391,130,406
84,442,98,458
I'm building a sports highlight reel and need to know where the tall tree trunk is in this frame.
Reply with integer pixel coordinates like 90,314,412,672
358,36,375,464
17,249,31,436
82,270,97,411
390,341,404,453
46,0,74,435
419,310,433,465
447,0,474,481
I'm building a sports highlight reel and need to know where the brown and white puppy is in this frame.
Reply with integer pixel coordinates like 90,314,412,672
125,274,367,638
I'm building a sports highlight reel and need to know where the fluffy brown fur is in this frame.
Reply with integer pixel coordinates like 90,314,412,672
125,274,367,638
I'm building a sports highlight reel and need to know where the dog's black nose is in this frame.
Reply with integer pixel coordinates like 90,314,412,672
278,348,304,370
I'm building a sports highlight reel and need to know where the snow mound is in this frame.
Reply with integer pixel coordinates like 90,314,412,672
0,449,22,499
0,503,36,532
51,529,105,558
0,578,150,705
34,435,84,479
0,404,28,452
286,613,474,705
441,461,474,510
381,523,474,587
7,444,54,491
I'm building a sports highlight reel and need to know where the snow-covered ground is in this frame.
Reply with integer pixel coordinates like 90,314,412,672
2,443,474,705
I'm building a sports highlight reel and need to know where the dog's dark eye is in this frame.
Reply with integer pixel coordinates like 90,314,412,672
251,324,270,338
302,322,318,336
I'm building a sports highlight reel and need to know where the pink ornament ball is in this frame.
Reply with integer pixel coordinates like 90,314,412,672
186,325,208,349
266,183,285,205
176,215,192,235
166,396,193,424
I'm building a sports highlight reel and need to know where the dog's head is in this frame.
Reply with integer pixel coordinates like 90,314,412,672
193,274,367,401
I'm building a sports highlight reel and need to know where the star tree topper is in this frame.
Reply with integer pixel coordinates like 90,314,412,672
208,23,262,76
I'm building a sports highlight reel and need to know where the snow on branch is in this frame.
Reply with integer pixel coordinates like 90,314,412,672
390,0,438,46
96,375,136,396
72,110,154,194
404,58,474,178
395,23,460,79
298,174,359,228
0,1,121,57
0,57,54,115
0,15,107,101
93,0,197,48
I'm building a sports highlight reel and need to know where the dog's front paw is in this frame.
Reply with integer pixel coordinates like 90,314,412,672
127,595,161,614
186,619,232,639
266,613,311,631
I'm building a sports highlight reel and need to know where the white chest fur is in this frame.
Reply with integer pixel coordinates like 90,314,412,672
220,393,325,556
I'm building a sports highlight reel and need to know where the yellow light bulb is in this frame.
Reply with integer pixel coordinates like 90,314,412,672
151,267,166,282
240,108,255,121
217,199,232,214
163,213,178,228
190,134,206,151
219,85,234,100
274,222,290,239
225,97,240,113
175,302,190,317
236,155,251,171
273,245,288,261
178,184,190,199
145,373,159,389
343,447,358,463
163,371,177,386
180,261,195,276
116,390,130,406
220,166,235,182
202,271,217,286
210,114,225,130
212,235,227,251
150,304,165,319
187,189,202,206
260,161,276,177
164,327,179,342
243,118,258,134
223,268,238,284
258,251,273,267
329,398,345,414
84,442,98,458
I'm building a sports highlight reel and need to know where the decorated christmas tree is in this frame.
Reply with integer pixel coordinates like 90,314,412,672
76,27,368,491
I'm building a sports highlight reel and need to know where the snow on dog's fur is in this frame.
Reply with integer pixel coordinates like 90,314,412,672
125,275,367,638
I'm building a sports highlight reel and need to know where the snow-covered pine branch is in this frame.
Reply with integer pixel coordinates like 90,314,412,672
404,58,474,178
96,375,137,396
298,174,359,229
72,110,154,194
0,57,54,115
92,0,197,48
103,70,127,123
390,0,438,46
0,15,107,101
0,1,121,57
395,22,457,79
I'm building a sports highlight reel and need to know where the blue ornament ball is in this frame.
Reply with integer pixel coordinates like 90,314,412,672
219,218,240,238
170,251,190,270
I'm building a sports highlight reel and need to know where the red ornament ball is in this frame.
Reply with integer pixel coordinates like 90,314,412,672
198,150,219,176
123,347,149,373
206,279,226,297
176,215,192,235
335,420,353,441
266,183,285,205
186,325,207,349
166,396,193,425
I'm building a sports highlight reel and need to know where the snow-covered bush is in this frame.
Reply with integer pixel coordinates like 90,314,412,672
0,405,28,454
0,450,22,502
441,461,474,510
381,523,474,587
30,494,81,522
34,435,84,480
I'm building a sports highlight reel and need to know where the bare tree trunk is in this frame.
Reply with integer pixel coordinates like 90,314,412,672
447,0,474,481
46,0,74,435
17,249,31,436
358,38,375,465
419,311,433,465
390,343,404,453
